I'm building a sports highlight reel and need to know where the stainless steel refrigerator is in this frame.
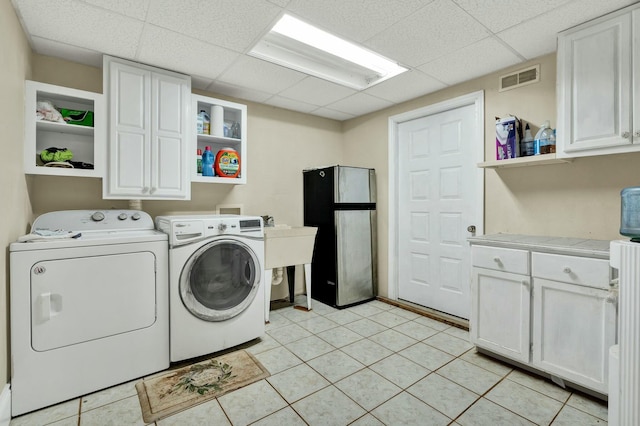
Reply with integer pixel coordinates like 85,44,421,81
303,165,377,308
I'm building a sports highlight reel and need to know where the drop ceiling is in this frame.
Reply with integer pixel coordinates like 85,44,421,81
10,0,637,121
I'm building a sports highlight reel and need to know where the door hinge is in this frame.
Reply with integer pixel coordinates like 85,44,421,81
530,342,533,354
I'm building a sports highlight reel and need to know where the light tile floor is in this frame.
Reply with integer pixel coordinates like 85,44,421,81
10,299,608,426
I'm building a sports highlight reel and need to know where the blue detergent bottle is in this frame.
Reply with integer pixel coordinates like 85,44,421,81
202,146,214,176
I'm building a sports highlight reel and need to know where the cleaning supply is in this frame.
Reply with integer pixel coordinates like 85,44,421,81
196,149,203,176
214,148,240,178
196,112,204,134
198,110,210,135
202,146,214,176
522,123,534,156
534,121,554,155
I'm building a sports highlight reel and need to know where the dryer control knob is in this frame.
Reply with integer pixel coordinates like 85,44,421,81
131,213,141,221
118,213,128,220
91,211,105,222
218,223,228,232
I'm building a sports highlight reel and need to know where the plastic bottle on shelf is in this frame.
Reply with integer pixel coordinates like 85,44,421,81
202,146,214,176
196,113,204,134
534,120,554,155
196,149,203,176
522,123,534,157
198,110,210,135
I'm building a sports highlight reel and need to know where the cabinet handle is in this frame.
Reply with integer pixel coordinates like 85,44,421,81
493,256,501,264
142,187,150,193
563,266,572,274
635,131,640,138
622,131,631,139
150,187,157,194
606,289,618,306
522,280,529,288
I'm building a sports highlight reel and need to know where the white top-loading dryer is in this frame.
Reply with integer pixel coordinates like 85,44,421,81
10,210,169,416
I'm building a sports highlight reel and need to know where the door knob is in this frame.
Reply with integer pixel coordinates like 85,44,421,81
467,225,476,233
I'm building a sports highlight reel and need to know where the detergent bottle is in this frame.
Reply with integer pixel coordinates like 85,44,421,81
202,146,214,176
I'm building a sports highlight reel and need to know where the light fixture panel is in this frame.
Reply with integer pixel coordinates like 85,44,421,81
249,14,407,90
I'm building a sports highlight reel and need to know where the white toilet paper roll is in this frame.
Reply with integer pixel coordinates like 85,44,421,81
211,105,224,137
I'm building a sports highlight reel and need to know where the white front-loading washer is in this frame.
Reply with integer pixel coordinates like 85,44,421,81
9,210,169,416
155,215,265,362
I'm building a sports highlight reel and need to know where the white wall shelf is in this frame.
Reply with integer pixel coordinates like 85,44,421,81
192,94,247,185
24,80,104,178
478,153,572,169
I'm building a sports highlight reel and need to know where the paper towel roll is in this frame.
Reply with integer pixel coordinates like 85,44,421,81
211,105,224,137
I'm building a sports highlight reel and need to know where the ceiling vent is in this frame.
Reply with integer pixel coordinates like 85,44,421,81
499,64,540,92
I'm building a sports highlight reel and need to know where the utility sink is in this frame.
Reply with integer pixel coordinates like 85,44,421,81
263,225,318,322
264,225,317,269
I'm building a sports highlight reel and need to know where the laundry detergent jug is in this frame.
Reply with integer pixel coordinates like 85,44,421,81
215,148,240,178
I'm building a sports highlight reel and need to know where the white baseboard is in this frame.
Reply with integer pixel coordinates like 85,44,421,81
0,384,10,426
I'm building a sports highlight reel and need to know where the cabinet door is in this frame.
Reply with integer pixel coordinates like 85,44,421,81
532,278,616,394
471,268,531,363
557,12,632,157
150,72,190,198
107,61,151,197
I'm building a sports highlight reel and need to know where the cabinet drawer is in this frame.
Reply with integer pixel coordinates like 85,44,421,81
472,246,529,275
532,252,610,289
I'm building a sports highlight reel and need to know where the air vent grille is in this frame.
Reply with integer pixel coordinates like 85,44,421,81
499,65,540,92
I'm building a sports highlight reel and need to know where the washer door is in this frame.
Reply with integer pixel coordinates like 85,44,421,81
180,239,261,321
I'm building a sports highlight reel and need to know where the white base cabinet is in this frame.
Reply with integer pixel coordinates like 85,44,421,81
471,240,616,395
103,56,191,200
471,268,530,363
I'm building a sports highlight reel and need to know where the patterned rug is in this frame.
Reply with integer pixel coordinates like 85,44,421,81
135,350,270,423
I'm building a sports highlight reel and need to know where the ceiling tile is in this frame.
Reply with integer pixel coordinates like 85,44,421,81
205,81,276,104
498,0,638,59
363,69,447,103
311,107,355,121
80,0,151,21
137,25,240,79
13,0,143,59
217,56,307,95
286,0,433,42
452,0,574,33
264,96,319,114
190,75,214,91
268,0,291,6
31,36,103,68
419,37,523,85
326,93,394,117
365,0,490,67
277,77,357,106
145,0,282,53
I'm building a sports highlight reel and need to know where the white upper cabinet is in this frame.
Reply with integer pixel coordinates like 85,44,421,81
557,5,638,158
103,56,191,200
24,80,104,177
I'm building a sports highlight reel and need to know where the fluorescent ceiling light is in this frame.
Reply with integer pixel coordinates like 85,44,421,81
249,14,408,90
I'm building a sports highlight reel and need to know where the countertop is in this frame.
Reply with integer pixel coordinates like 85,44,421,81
468,234,612,259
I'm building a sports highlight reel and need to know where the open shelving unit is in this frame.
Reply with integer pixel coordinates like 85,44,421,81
24,80,104,178
192,94,247,184
478,153,572,169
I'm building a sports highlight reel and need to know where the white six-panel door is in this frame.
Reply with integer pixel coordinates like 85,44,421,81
397,103,478,318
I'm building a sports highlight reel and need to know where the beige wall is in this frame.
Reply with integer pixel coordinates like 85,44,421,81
1,2,33,386
343,53,640,297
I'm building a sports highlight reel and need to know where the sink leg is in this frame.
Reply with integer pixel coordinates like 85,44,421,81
264,268,272,323
287,265,296,303
304,263,312,311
